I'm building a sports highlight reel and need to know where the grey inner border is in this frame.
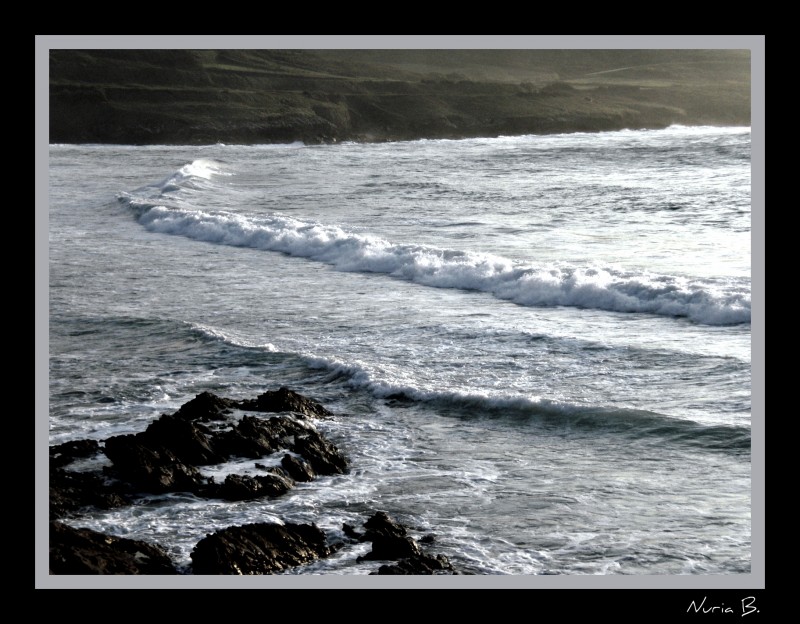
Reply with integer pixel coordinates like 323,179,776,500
35,34,765,590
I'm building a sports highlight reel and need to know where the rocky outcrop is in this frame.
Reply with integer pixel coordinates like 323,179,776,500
187,512,460,575
352,511,460,575
173,390,237,421
50,439,130,520
190,522,334,574
48,390,464,575
50,439,101,469
49,465,130,520
49,388,350,574
237,387,333,419
212,472,294,501
49,521,178,575
100,391,348,496
103,433,208,493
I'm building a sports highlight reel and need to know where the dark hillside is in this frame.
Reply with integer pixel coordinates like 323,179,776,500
49,49,751,145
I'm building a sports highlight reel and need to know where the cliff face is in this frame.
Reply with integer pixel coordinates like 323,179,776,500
49,49,751,145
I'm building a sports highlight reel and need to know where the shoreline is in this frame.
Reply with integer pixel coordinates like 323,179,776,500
48,122,752,150
49,389,464,575
49,50,750,147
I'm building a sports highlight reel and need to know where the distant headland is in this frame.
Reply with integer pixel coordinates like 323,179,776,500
49,49,751,145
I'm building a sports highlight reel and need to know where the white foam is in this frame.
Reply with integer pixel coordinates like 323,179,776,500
129,203,750,325
178,158,229,180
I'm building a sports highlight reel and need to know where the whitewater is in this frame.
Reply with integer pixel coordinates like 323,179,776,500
47,126,753,578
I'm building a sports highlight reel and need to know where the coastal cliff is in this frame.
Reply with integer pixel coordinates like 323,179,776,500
49,49,751,145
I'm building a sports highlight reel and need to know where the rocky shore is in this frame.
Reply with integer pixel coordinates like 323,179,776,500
49,388,462,575
49,50,751,145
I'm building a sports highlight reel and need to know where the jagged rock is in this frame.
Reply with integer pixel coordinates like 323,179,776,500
100,391,347,497
358,512,460,574
103,434,206,493
237,387,333,419
363,510,408,540
214,414,293,459
358,511,419,561
190,522,334,574
342,523,364,541
143,414,226,465
363,534,422,561
49,466,129,520
372,553,457,575
215,472,294,501
50,388,351,576
281,453,315,482
174,391,237,421
293,429,348,475
50,439,101,469
49,521,178,574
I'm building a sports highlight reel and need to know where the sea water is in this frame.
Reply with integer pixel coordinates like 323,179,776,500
47,126,753,575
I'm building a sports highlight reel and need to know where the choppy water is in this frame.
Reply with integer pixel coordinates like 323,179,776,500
47,126,752,576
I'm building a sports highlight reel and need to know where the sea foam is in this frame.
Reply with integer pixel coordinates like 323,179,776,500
121,161,751,326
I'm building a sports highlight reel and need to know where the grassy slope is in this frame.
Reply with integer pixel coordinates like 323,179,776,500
49,49,751,145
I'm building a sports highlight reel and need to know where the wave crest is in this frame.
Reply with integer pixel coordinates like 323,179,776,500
119,161,751,326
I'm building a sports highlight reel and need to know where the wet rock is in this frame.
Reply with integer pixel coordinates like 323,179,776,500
48,388,363,575
174,391,237,422
100,390,347,497
237,387,333,419
215,472,294,501
214,414,293,459
143,413,226,465
49,466,129,520
50,439,101,469
103,434,206,493
190,522,334,574
373,553,457,575
49,521,178,574
363,510,408,540
358,511,419,561
281,453,316,482
342,523,364,541
293,428,348,475
358,511,460,575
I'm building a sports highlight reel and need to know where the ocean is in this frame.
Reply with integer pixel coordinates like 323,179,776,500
47,126,753,577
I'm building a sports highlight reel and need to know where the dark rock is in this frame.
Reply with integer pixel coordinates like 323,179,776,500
293,429,349,475
281,453,316,482
103,434,206,493
420,534,436,544
50,521,178,574
363,511,408,540
358,512,460,574
143,413,226,465
50,439,101,469
174,391,237,421
49,389,355,575
342,523,364,541
364,535,422,561
49,466,129,520
372,553,457,575
100,392,346,498
215,472,294,501
237,387,333,419
358,512,419,561
190,522,334,574
214,414,293,458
